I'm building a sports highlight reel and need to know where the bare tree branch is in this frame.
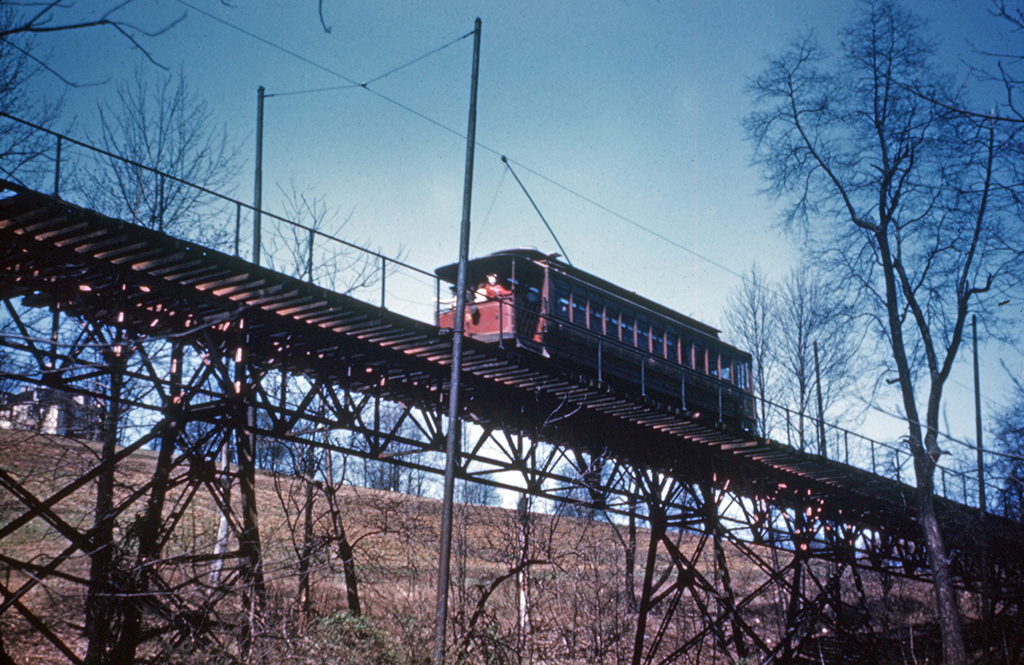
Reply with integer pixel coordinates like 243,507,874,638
0,1,185,68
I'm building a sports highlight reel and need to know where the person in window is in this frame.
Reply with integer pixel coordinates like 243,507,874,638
484,274,510,299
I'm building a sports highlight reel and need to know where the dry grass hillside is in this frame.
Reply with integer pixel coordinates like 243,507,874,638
0,428,1010,665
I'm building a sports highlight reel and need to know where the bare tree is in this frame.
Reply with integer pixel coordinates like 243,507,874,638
994,372,1024,521
266,177,402,299
267,179,352,284
80,66,238,245
65,66,240,664
724,265,780,439
0,2,188,189
981,2,1024,121
745,2,1024,661
726,264,859,447
775,265,859,453
0,7,61,187
321,442,361,617
458,476,499,507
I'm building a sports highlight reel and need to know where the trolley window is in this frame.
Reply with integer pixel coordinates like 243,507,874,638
552,278,570,320
652,326,665,358
665,329,678,363
621,311,636,347
589,295,603,332
605,305,620,339
680,337,692,367
637,315,651,353
571,288,587,326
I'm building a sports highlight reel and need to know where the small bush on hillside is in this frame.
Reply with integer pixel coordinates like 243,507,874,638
317,611,400,665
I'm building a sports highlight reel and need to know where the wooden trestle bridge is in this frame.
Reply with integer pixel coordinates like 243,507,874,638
0,179,1021,664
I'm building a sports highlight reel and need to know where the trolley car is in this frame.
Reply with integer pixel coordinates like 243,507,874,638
436,249,755,431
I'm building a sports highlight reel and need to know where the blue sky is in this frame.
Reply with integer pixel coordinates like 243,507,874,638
26,0,1024,460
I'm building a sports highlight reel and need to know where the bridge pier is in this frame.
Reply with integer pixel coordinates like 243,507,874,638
233,318,266,658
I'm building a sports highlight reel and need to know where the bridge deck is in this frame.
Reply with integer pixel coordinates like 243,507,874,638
0,180,1019,582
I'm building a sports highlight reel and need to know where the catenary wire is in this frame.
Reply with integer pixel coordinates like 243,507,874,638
176,0,469,98
268,31,472,98
171,0,740,285
851,394,1024,463
361,30,473,87
173,0,360,86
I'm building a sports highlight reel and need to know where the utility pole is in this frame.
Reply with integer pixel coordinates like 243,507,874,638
973,316,991,634
814,342,826,458
974,316,986,516
434,17,481,665
253,86,265,266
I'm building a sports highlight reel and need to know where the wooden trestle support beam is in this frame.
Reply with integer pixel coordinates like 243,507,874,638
0,181,1022,663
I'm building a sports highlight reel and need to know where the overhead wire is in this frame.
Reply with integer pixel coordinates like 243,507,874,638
173,0,359,85
176,0,470,99
502,156,571,266
504,157,747,282
265,83,360,98
361,30,473,87
853,394,1024,463
268,31,473,98
171,0,738,283
166,0,1021,324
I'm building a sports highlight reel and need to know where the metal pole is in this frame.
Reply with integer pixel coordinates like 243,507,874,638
157,174,165,232
974,316,986,513
974,315,991,632
434,18,481,665
253,86,265,266
641,357,646,397
307,228,315,282
53,136,62,198
381,255,387,310
234,203,241,258
814,342,827,458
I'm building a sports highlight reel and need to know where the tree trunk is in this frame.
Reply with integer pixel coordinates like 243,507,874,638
297,443,315,617
780,514,807,662
236,408,266,657
110,344,182,663
516,493,532,659
234,327,266,658
625,494,637,612
631,505,665,665
323,451,360,616
85,348,124,665
209,438,232,588
914,449,967,665
877,229,966,665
